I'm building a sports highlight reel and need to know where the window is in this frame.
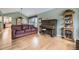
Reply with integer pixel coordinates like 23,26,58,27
3,16,12,28
29,16,38,27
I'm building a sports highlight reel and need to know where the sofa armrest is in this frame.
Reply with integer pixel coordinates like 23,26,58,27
12,29,16,39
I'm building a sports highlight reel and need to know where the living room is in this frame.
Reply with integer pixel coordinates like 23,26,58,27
0,8,79,50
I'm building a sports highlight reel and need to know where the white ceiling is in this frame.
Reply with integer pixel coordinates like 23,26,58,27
0,8,53,17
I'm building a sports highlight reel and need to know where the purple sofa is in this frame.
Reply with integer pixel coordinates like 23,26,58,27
11,24,38,39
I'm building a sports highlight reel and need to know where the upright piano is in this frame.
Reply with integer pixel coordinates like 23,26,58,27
40,19,57,37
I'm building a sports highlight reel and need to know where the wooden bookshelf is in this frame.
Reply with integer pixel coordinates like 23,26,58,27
63,9,74,40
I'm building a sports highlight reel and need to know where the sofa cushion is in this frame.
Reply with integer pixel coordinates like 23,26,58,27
22,26,26,30
28,25,33,29
13,25,22,31
22,25,29,30
25,29,31,32
16,30,24,34
32,28,36,31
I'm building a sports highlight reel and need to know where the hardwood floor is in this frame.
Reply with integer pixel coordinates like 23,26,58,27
0,28,75,50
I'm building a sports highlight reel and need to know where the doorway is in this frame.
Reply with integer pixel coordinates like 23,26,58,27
3,16,12,28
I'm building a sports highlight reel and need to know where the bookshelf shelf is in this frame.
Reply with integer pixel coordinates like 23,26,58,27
63,9,74,40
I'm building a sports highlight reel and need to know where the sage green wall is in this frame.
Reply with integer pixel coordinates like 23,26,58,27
3,12,28,25
75,10,79,40
0,11,3,29
38,8,68,36
38,8,79,41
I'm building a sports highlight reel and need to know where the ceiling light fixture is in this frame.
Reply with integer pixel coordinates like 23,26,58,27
18,8,23,19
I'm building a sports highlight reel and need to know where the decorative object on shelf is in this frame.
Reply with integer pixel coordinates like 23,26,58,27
63,9,75,41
